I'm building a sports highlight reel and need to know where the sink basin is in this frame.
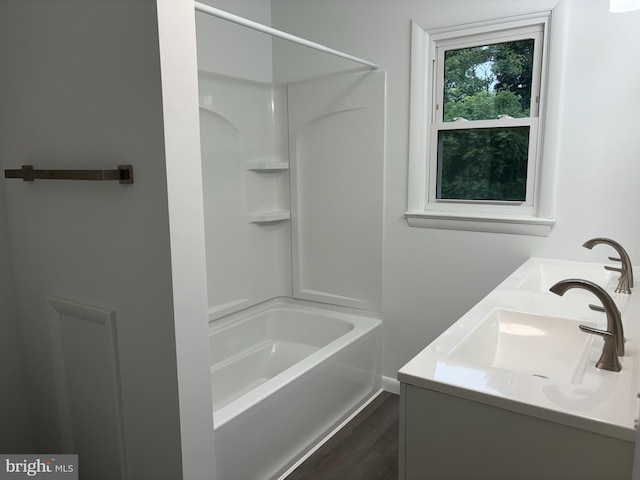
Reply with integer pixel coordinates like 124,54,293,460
448,309,595,383
399,257,640,447
517,263,617,293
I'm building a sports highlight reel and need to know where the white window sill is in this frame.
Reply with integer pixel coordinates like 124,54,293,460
404,211,556,236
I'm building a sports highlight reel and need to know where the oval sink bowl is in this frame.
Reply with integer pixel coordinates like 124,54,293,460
448,309,595,384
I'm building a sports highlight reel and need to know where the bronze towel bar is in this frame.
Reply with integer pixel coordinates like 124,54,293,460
4,165,133,184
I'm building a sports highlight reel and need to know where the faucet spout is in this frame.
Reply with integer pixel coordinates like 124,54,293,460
549,278,625,356
583,237,634,293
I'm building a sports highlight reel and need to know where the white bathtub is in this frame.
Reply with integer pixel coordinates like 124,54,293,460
209,297,382,480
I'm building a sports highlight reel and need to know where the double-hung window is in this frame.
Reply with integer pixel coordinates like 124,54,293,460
406,11,562,235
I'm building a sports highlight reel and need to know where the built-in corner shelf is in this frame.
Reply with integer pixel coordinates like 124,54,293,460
245,160,289,172
245,159,290,224
248,211,290,224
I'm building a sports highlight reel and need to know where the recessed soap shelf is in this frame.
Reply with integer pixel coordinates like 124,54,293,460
248,211,290,224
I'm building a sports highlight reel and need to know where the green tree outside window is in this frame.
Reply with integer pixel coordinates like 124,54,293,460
438,39,534,201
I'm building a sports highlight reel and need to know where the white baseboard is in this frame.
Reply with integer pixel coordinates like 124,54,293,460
382,375,400,395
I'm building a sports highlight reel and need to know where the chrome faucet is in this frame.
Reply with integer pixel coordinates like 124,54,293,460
583,237,633,294
549,278,625,357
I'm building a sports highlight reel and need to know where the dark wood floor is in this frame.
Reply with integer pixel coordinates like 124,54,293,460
287,391,399,480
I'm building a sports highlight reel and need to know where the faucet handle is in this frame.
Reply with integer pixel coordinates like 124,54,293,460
579,325,622,372
604,266,631,294
605,265,624,273
609,256,622,262
579,324,614,337
589,303,622,317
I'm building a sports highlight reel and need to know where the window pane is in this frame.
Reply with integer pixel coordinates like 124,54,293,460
437,127,529,201
443,39,534,122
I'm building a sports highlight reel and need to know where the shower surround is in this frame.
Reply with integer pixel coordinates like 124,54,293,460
198,60,385,479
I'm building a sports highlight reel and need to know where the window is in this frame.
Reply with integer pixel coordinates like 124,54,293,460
436,34,539,205
406,11,564,236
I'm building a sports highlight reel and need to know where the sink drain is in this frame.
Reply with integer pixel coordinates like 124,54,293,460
531,374,549,379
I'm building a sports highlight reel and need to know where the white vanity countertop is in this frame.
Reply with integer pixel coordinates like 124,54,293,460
398,257,640,441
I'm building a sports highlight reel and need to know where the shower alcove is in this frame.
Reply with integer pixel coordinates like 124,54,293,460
195,2,386,478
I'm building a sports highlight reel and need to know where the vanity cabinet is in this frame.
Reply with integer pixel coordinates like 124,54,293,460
399,383,633,480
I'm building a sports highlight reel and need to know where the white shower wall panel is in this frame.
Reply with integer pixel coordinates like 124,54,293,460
199,72,291,318
288,72,385,312
195,0,273,83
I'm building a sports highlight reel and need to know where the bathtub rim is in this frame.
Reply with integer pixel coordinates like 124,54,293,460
208,295,383,329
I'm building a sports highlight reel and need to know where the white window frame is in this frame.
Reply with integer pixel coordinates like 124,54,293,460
405,8,568,236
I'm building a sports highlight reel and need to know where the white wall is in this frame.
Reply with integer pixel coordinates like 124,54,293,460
157,0,218,477
546,0,640,258
0,174,33,452
271,0,640,379
0,1,194,477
